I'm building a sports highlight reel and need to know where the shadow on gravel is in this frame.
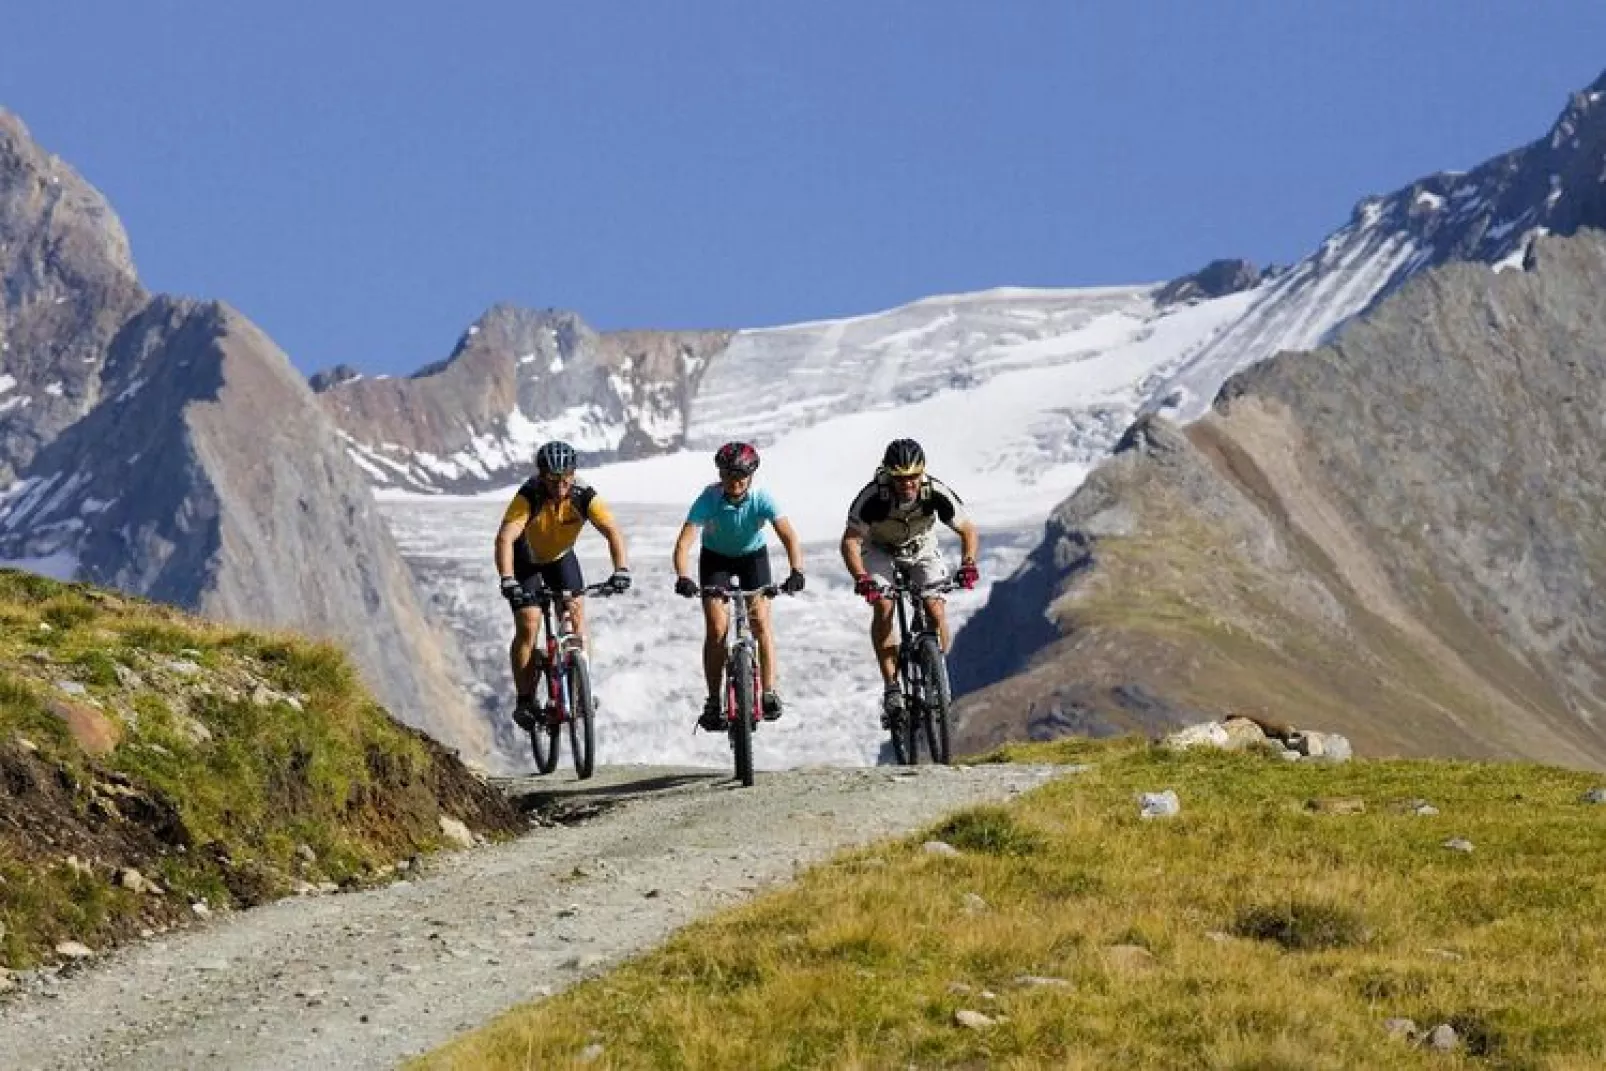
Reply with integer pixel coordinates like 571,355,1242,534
501,771,727,826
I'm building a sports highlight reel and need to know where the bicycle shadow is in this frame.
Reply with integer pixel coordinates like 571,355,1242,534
504,768,727,819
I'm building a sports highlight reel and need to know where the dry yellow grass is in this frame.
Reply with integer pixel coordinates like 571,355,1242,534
419,737,1606,1069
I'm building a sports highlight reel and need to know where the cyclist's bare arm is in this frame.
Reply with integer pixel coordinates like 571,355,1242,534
589,510,630,573
771,516,805,572
672,521,699,579
949,517,980,563
839,525,869,578
494,519,524,577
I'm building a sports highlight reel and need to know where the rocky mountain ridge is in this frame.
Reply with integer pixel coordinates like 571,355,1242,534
0,112,146,483
314,306,732,494
0,110,488,761
952,227,1606,768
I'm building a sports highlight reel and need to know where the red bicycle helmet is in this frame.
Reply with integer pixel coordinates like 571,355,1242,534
714,441,760,477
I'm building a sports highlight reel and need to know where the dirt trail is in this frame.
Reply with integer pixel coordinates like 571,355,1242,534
0,762,1064,1070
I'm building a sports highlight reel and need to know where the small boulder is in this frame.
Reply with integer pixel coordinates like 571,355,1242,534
438,815,476,849
1219,717,1268,750
1305,797,1366,815
953,1009,997,1030
1442,838,1474,853
119,868,161,895
1426,1023,1460,1051
1162,722,1230,751
1015,975,1070,988
1582,788,1606,805
47,698,121,756
1104,944,1157,972
923,840,960,857
54,941,94,959
1138,790,1180,819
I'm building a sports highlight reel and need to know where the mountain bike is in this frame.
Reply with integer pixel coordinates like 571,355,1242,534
522,581,618,780
693,584,784,788
880,572,959,766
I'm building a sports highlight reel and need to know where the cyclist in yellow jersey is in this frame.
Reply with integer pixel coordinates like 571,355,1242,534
493,441,630,731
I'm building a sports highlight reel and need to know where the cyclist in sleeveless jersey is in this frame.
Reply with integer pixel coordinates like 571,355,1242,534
493,441,631,731
841,438,979,727
671,442,806,731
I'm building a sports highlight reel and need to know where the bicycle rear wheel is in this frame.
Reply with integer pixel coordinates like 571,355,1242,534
529,668,560,775
916,637,953,765
729,646,756,787
567,655,595,780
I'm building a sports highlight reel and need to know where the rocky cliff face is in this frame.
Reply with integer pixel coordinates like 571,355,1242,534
0,113,488,762
952,229,1606,769
0,297,488,758
0,111,147,482
314,306,733,493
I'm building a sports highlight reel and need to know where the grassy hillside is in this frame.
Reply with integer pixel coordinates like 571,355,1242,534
0,568,520,969
420,738,1606,1069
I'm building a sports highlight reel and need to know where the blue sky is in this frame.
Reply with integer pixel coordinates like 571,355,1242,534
6,3,1606,376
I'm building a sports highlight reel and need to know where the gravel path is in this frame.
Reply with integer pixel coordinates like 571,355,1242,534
0,762,1064,1070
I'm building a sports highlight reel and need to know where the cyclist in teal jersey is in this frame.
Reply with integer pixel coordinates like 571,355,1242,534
672,442,806,731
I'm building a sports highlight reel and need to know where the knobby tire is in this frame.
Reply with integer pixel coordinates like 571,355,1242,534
567,655,595,780
730,646,756,787
916,637,953,765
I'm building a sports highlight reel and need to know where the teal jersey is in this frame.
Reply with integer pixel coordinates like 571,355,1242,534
686,484,781,556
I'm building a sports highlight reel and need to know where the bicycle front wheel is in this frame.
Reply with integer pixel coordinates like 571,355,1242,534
530,668,560,775
567,656,595,780
729,646,756,787
916,637,953,765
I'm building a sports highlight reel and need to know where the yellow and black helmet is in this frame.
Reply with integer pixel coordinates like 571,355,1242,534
881,438,926,476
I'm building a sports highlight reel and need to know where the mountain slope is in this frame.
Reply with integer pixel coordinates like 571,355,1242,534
952,228,1606,767
0,115,489,761
0,298,488,757
0,568,518,971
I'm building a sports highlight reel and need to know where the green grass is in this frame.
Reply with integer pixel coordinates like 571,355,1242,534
418,737,1606,1069
0,568,517,968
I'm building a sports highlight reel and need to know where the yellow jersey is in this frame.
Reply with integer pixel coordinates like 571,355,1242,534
500,477,615,564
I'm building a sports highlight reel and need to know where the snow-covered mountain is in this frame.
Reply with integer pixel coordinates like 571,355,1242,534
380,287,1261,772
314,307,731,494
327,70,1606,503
376,67,1606,773
1152,69,1606,421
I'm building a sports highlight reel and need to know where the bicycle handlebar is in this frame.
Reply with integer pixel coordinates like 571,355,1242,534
879,577,960,598
696,584,784,600
522,581,624,606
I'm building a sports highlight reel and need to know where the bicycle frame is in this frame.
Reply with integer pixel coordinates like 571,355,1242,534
700,584,776,727
697,583,782,787
881,569,959,765
527,583,610,722
885,573,954,674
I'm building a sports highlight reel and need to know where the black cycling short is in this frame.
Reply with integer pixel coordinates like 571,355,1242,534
513,543,585,604
698,547,772,591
